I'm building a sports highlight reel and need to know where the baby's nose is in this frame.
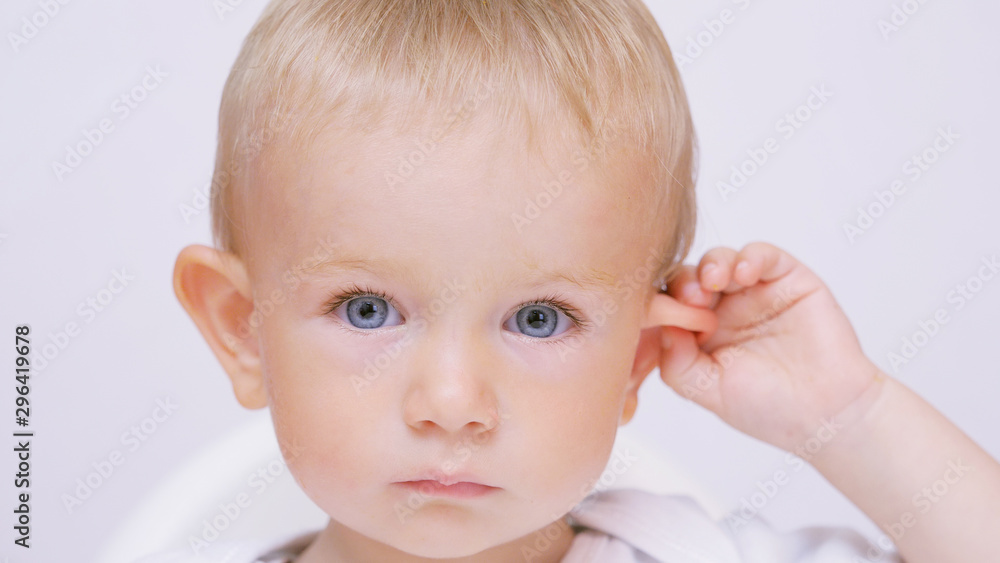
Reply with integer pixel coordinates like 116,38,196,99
401,329,502,436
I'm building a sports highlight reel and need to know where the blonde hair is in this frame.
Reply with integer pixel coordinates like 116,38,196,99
211,0,698,286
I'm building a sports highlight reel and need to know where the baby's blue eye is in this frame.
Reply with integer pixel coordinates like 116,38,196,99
505,304,571,338
335,295,403,329
325,285,586,339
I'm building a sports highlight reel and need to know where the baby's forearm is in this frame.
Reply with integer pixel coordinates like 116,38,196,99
809,370,1000,562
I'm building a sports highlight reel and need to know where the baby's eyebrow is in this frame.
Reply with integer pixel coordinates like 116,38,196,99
300,256,384,277
298,254,619,293
517,266,619,293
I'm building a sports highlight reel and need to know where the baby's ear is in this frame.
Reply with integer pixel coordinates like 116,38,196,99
619,292,717,426
172,244,267,409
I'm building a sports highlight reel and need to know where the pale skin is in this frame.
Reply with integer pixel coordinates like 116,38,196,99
174,109,1000,562
175,112,678,563
653,243,1000,562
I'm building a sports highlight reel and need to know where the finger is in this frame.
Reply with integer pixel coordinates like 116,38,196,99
664,265,715,308
698,247,744,294
694,243,812,352
643,293,719,334
734,242,799,285
658,326,724,414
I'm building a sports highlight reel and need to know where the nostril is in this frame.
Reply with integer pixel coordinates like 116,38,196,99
483,407,506,431
401,370,501,434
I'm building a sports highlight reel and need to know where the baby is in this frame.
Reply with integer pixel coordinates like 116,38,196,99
153,0,1000,561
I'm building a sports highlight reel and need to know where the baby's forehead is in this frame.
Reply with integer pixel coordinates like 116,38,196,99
288,107,607,166
264,123,644,224
261,109,646,211
244,122,661,290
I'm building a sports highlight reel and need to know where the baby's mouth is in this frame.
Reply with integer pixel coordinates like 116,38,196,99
394,480,501,499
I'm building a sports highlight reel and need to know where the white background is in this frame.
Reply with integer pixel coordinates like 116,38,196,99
2,0,998,561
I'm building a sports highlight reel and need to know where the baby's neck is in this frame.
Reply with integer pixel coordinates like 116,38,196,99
295,516,577,563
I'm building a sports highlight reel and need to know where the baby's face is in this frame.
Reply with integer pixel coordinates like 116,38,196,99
241,112,663,558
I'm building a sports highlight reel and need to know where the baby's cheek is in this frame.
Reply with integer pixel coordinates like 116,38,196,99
268,388,369,489
534,441,617,524
526,396,620,508
279,419,374,516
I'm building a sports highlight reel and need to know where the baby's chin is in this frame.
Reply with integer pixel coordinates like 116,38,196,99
322,495,569,560
393,532,499,559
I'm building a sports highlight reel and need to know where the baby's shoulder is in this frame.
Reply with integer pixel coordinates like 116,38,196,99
564,488,902,563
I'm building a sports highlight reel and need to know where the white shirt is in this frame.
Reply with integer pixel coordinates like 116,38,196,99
134,488,903,562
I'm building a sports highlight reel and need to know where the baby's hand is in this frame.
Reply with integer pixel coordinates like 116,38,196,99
652,242,882,452
648,242,1000,562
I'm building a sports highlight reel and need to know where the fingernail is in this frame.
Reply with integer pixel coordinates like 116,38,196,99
682,281,701,299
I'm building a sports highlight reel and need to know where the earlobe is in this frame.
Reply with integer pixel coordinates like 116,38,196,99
619,292,717,426
172,244,268,409
619,324,663,426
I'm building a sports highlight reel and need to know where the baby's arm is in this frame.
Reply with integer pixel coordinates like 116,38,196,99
648,242,1000,562
809,370,1000,561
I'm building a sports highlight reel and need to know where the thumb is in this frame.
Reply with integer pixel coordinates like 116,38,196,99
644,293,724,414
643,292,717,334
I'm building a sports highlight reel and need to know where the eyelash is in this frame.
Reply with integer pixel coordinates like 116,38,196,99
321,283,592,338
322,283,394,317
517,293,592,335
322,283,397,339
